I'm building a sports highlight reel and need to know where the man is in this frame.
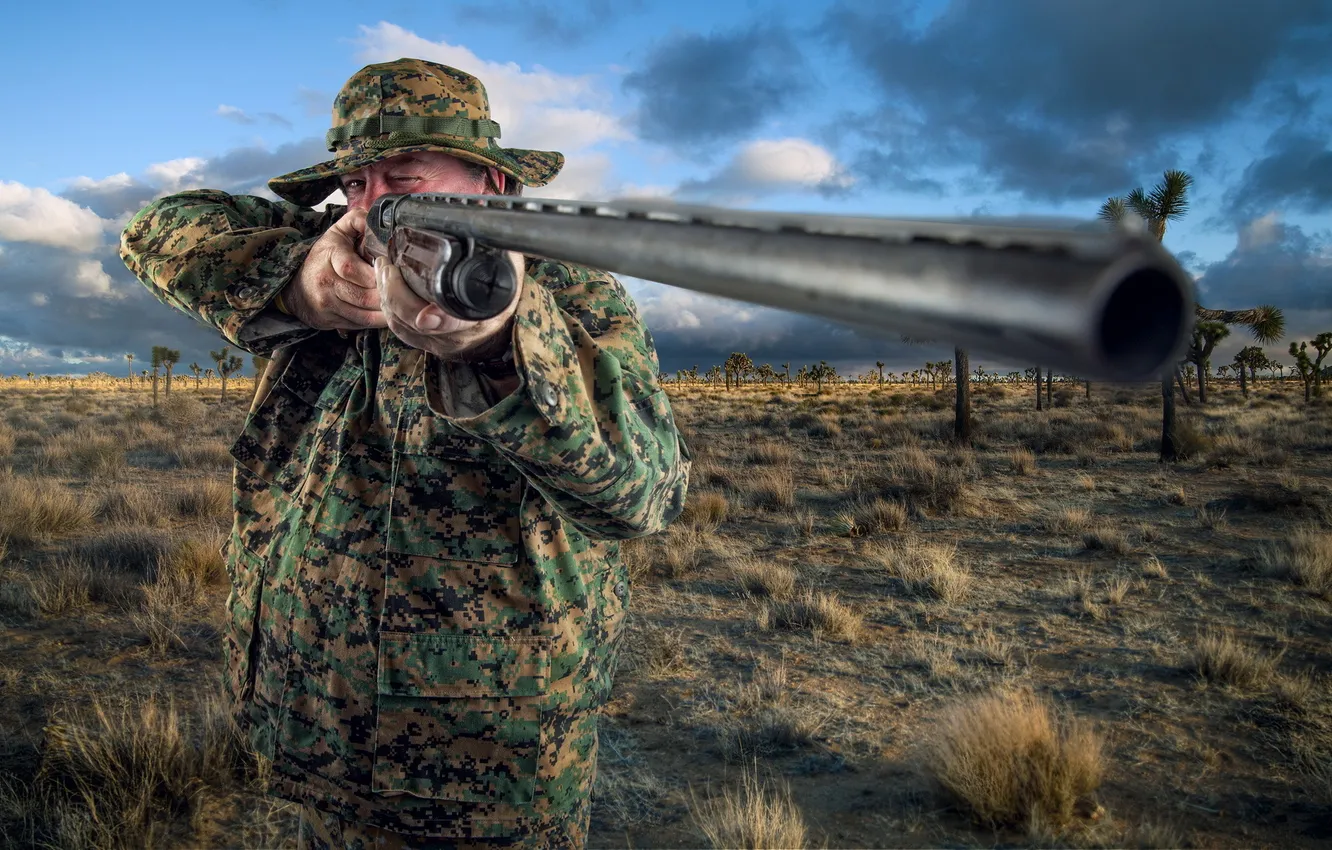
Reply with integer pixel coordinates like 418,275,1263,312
120,58,689,848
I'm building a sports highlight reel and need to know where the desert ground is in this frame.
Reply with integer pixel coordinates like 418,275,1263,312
1,375,1329,849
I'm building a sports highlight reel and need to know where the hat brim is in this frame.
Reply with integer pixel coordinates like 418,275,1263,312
268,140,564,207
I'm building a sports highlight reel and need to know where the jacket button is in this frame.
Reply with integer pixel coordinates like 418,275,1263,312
614,580,628,599
235,285,258,302
538,381,559,409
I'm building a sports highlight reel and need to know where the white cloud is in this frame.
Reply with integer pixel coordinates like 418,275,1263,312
676,138,855,202
539,153,616,200
217,104,256,124
352,22,628,195
144,157,209,193
30,292,49,306
71,260,120,298
0,181,107,252
67,172,136,194
1238,211,1281,251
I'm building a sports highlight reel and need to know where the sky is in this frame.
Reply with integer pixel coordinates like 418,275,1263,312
1,0,1330,380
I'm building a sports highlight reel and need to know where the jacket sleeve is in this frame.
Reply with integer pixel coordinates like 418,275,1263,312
118,189,337,356
425,258,691,540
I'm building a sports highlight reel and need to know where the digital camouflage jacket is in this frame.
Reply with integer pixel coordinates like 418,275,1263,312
119,190,690,845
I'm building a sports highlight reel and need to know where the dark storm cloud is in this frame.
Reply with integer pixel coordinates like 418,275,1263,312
454,0,645,44
821,0,1332,202
0,242,235,375
621,27,807,150
1222,121,1332,220
1195,218,1332,312
197,137,332,192
60,177,159,220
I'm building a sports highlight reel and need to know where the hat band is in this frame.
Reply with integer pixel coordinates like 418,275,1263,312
325,115,502,151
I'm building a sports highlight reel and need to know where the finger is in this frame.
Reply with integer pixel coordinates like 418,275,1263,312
333,277,382,311
330,245,376,290
376,257,430,317
328,303,390,329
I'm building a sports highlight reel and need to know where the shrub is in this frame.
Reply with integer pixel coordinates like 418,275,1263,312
0,475,95,544
921,688,1103,833
1191,629,1280,689
1262,530,1332,599
691,765,807,850
764,591,862,641
873,539,971,604
734,558,797,600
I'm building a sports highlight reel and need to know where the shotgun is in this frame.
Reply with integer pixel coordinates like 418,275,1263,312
366,192,1194,382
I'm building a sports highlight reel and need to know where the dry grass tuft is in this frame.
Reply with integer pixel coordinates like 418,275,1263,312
1048,507,1093,535
1191,629,1281,689
171,439,234,470
921,688,1103,834
1141,555,1169,579
158,394,208,430
26,559,94,618
0,475,95,544
33,692,251,848
680,490,729,529
94,484,170,526
744,467,796,509
856,497,909,534
1262,529,1332,598
1082,526,1131,556
658,526,708,578
764,591,862,641
37,428,127,477
743,442,794,468
872,538,972,604
734,558,797,600
172,480,233,522
691,765,807,850
1008,448,1036,476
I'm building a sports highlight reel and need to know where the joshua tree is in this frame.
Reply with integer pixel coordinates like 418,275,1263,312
1188,321,1229,404
1099,170,1284,461
126,352,135,384
875,360,885,385
1232,347,1261,397
781,362,790,383
1291,342,1317,403
1310,332,1332,397
189,362,202,391
162,347,181,398
704,365,722,385
211,345,244,403
954,348,972,445
809,361,836,394
150,345,167,408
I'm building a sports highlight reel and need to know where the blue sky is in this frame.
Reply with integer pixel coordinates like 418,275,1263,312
1,0,1329,378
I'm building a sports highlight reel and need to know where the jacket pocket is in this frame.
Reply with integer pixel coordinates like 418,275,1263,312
230,343,359,496
372,632,551,805
221,534,264,705
387,407,524,564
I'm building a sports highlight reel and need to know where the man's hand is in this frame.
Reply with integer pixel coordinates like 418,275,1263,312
374,252,523,361
282,208,388,331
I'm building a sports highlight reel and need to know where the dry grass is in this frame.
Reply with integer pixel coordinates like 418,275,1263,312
1141,555,1169,579
1082,525,1132,556
0,475,95,544
762,591,863,642
172,480,233,522
94,485,169,527
873,538,972,604
1008,448,1035,476
658,526,708,578
744,467,796,509
690,764,807,850
680,490,729,529
921,688,1103,834
733,558,797,600
1262,529,1332,598
1048,507,1093,535
1190,629,1281,689
37,428,127,477
25,559,94,618
26,692,250,849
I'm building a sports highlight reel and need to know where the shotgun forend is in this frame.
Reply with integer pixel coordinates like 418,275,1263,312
367,192,1195,383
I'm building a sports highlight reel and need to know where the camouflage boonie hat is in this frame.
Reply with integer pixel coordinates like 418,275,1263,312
269,58,564,207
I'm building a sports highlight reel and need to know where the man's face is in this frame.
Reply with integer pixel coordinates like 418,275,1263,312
339,151,486,210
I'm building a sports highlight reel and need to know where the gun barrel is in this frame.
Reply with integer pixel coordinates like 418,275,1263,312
370,193,1194,382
